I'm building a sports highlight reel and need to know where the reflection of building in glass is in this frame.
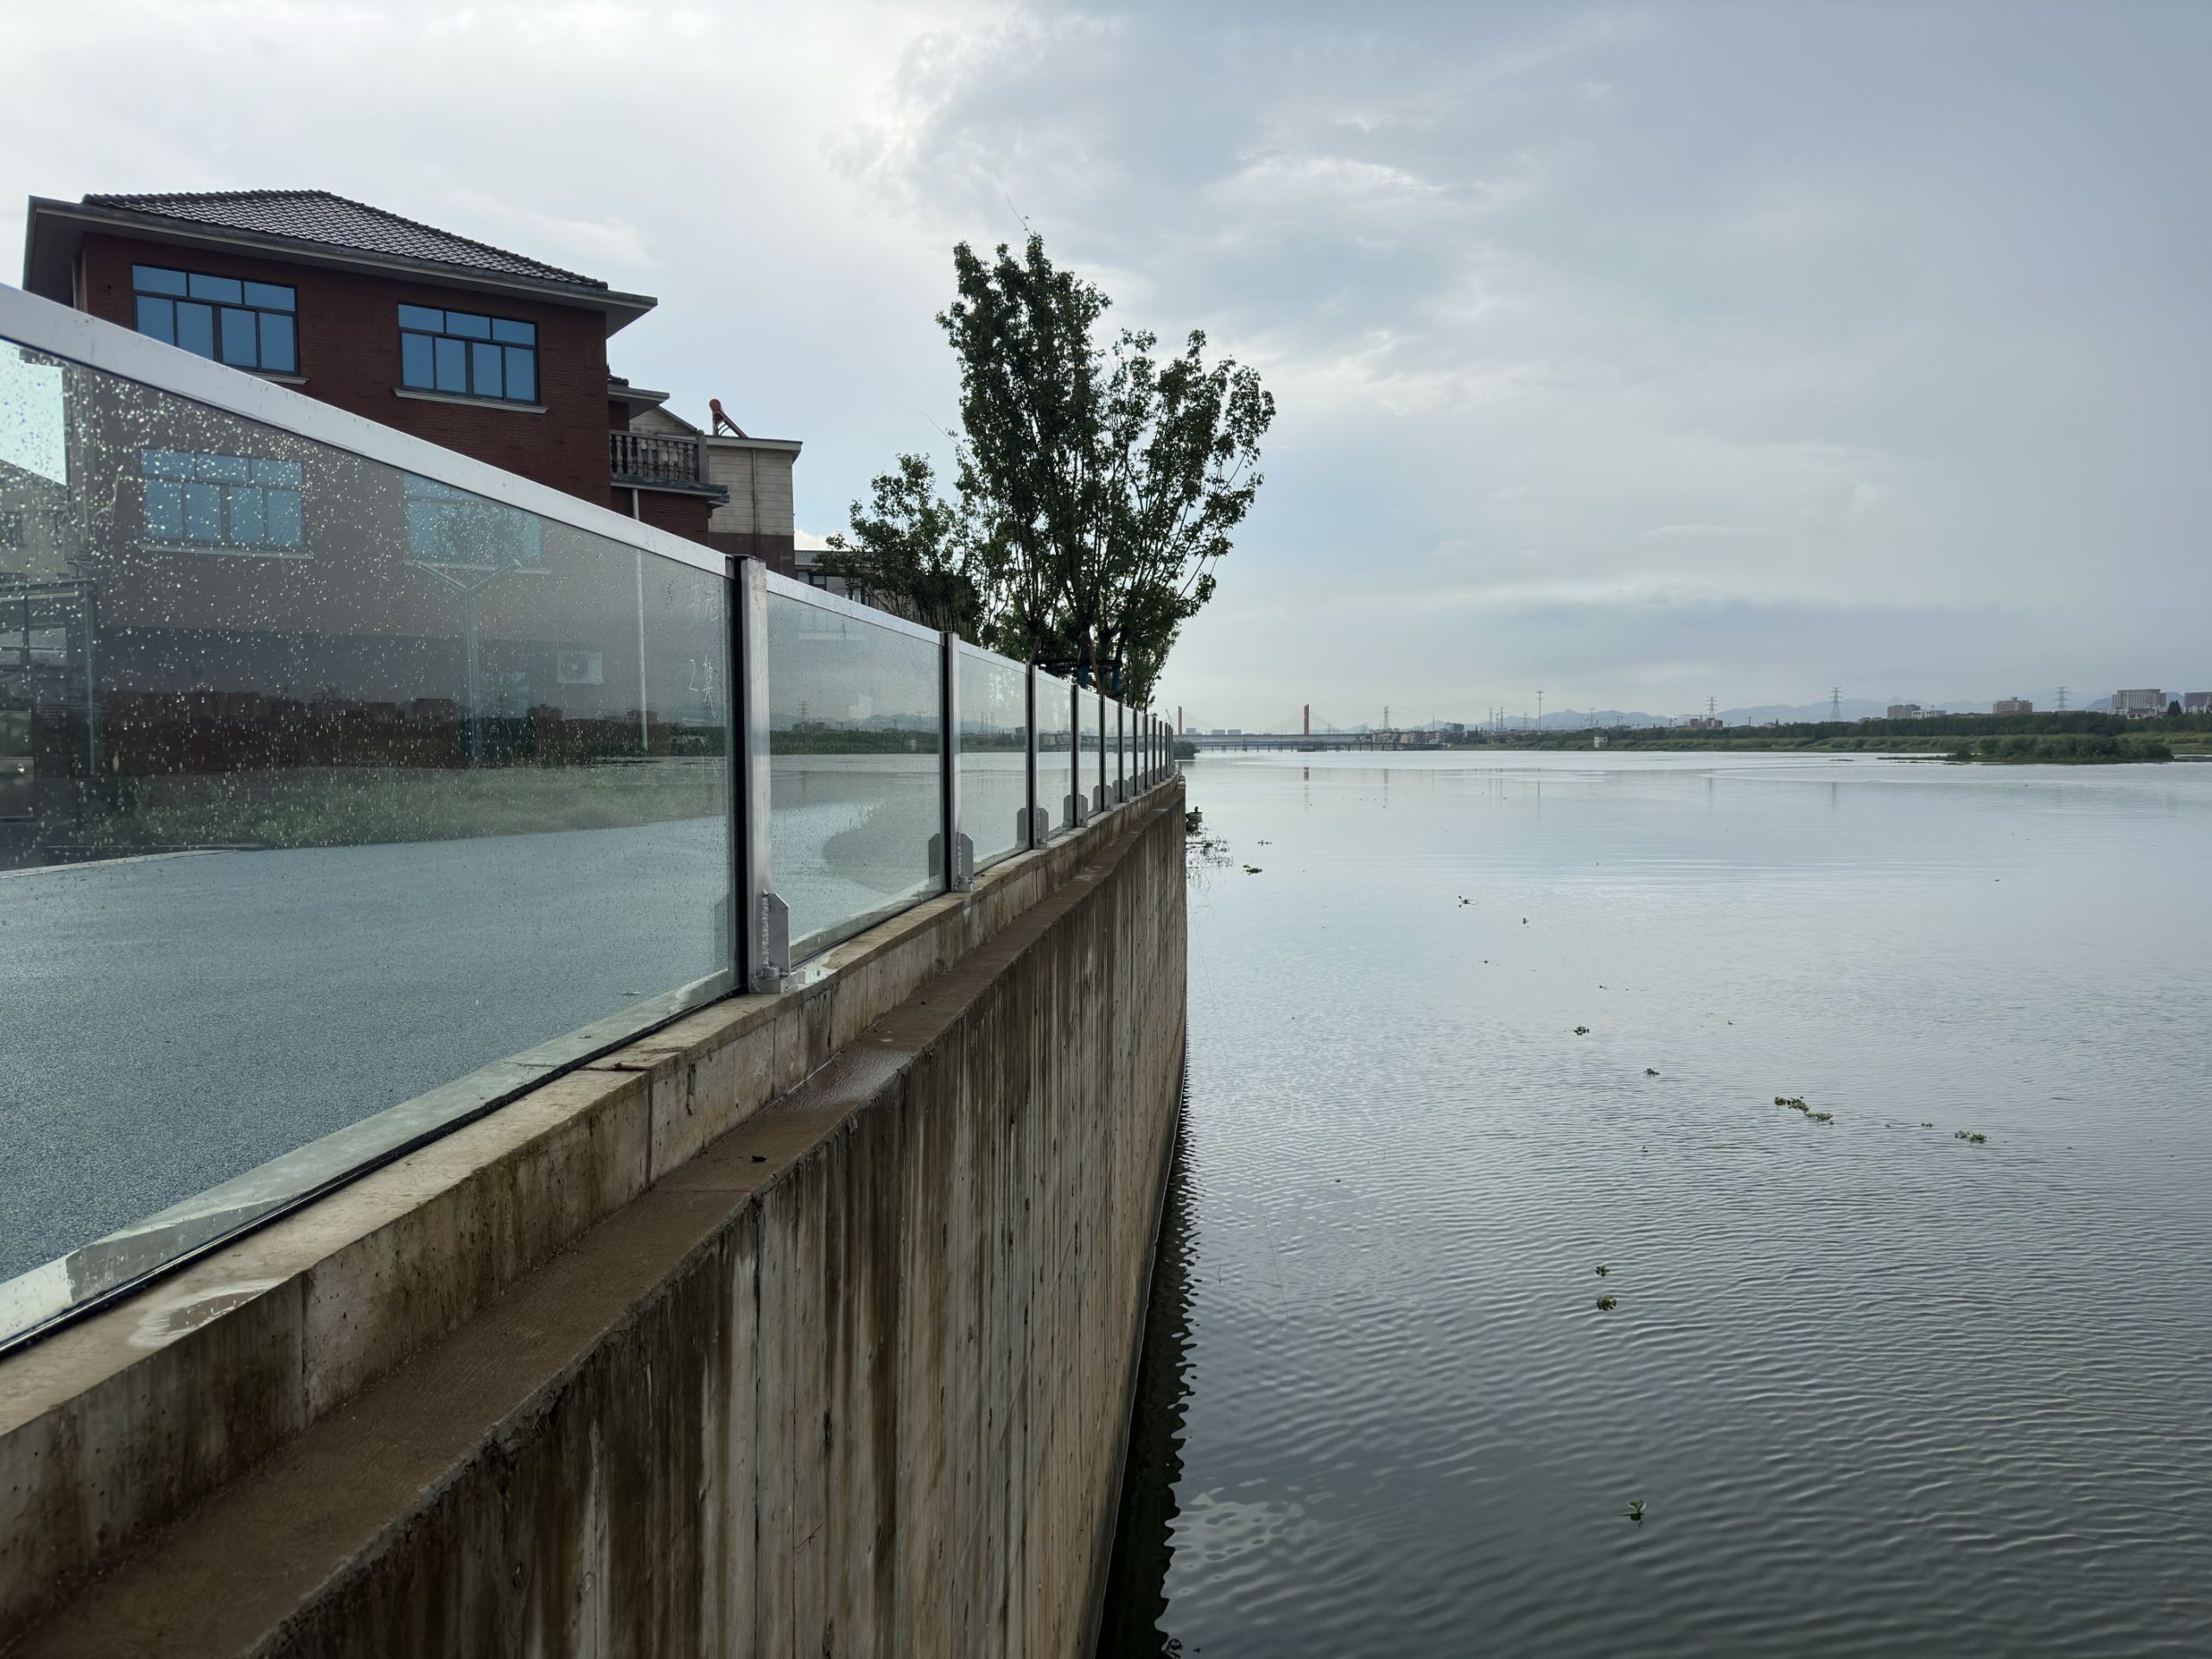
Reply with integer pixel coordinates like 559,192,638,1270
1,338,732,862
403,474,543,569
142,449,304,554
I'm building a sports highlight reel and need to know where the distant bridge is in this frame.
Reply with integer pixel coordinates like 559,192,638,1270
1179,716,1460,753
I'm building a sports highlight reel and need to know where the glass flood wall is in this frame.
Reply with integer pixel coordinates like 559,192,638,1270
766,588,942,958
1036,671,1076,836
1077,688,1101,816
958,643,1028,872
0,331,732,1314
0,292,1177,1352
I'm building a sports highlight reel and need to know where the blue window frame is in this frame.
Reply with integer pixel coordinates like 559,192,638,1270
142,449,305,555
132,265,297,373
397,306,537,404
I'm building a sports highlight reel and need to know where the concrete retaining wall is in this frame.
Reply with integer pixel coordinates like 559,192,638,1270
1,787,1185,1657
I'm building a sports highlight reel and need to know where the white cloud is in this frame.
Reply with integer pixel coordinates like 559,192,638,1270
3,0,2203,725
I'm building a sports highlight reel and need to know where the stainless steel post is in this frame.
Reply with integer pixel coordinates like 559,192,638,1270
734,557,784,990
942,630,969,889
1025,662,1041,846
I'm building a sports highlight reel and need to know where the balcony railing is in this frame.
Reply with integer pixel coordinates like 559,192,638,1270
609,429,727,499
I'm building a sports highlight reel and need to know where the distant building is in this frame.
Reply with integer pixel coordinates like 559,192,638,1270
2113,689,2165,716
1993,697,2033,715
2182,693,2212,715
1592,733,1610,748
1886,703,1923,720
1683,716,1724,731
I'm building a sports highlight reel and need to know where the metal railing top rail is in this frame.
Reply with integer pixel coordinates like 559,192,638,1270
0,280,725,579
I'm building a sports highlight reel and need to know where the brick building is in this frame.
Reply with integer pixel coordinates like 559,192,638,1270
22,190,798,565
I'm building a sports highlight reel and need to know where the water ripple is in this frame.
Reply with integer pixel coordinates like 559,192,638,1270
1105,753,2212,1658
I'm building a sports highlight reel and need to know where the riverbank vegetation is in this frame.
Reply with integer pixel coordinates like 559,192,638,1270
1482,710,2209,763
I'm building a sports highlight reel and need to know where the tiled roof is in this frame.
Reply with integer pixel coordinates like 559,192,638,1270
80,190,607,289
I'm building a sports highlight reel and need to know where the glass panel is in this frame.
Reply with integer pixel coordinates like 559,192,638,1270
133,264,189,296
187,273,244,304
958,644,1028,872
433,335,467,393
134,296,175,344
444,310,493,340
504,347,536,404
400,333,434,389
219,308,258,368
471,340,503,400
397,304,445,332
243,282,295,312
228,484,264,544
182,478,224,541
491,318,534,345
258,313,296,374
1077,687,1102,814
143,476,184,540
0,334,733,1343
264,487,302,548
1035,671,1074,835
767,589,941,957
175,302,215,359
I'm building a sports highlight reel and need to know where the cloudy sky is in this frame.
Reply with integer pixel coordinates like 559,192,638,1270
5,1,2206,726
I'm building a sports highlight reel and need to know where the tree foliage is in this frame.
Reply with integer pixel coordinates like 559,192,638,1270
817,454,995,639
830,234,1273,703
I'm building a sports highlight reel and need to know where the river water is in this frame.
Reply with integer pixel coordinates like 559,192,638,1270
1102,751,2212,1657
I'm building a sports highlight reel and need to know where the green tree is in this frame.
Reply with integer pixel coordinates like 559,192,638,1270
818,453,998,639
934,234,1274,702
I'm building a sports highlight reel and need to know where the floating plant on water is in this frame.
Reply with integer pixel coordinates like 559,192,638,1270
1595,1264,1610,1276
1574,1026,1590,1036
1596,1294,1618,1312
1624,1500,1647,1522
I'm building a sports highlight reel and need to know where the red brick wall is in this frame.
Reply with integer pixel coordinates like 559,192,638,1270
79,232,613,506
617,486,715,545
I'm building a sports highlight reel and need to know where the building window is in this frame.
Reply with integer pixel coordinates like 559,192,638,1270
132,266,297,373
397,306,537,404
403,474,543,570
142,449,305,554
